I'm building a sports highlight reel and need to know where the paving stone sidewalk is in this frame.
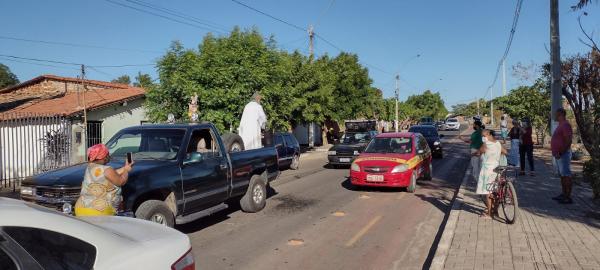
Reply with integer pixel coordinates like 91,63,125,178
440,158,600,270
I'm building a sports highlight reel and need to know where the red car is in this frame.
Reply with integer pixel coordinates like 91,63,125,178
349,132,433,192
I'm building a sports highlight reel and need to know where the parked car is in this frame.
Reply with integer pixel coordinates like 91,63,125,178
349,132,432,192
408,125,444,158
273,132,300,170
20,123,279,227
0,197,194,270
435,121,446,131
445,118,461,131
328,120,378,167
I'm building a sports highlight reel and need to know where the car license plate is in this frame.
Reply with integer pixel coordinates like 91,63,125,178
366,174,384,182
339,158,351,163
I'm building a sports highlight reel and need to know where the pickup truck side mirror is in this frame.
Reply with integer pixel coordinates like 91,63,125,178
183,152,203,165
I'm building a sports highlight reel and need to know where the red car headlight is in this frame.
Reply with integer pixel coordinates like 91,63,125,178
391,164,408,173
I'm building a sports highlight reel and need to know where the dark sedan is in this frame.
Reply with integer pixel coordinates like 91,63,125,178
408,125,444,158
328,130,377,167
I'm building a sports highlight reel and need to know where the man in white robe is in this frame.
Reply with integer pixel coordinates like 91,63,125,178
238,92,267,150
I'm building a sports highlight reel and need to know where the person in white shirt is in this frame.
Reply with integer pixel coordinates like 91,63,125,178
238,92,267,150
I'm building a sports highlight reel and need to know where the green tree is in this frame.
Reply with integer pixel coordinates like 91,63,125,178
405,90,449,120
133,72,154,88
112,75,131,85
0,63,19,89
495,79,550,144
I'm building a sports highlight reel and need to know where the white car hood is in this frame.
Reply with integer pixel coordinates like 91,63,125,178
81,216,192,270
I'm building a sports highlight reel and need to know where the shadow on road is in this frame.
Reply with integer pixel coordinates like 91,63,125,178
176,185,279,234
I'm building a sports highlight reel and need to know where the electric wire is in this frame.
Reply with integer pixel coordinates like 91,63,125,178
482,0,524,99
0,35,162,54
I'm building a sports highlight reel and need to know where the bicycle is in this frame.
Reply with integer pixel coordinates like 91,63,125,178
487,166,519,224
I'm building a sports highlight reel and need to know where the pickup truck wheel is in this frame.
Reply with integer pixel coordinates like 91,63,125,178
135,200,175,228
240,177,267,213
222,133,245,153
290,154,300,170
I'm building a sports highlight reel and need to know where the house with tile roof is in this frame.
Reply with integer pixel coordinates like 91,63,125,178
0,75,148,184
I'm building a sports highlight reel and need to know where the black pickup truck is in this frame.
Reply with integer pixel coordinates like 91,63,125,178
20,123,279,227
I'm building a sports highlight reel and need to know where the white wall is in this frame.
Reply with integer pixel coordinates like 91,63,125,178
87,98,147,143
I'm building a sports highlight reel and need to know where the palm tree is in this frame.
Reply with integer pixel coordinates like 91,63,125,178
573,0,595,10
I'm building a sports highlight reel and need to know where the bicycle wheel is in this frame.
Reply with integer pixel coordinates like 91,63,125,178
501,181,519,224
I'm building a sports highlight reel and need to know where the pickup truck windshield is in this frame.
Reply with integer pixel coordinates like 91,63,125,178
341,132,371,144
106,129,185,160
364,137,412,154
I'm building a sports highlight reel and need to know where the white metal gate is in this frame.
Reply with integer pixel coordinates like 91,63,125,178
0,113,72,191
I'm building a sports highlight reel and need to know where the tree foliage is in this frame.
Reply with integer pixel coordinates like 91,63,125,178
111,75,131,85
495,79,550,144
561,50,600,197
0,63,19,89
133,72,154,88
146,28,392,132
405,90,448,120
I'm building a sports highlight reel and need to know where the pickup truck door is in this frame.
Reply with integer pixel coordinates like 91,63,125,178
181,128,229,215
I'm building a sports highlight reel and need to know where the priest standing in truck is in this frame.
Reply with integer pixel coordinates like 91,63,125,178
238,92,267,150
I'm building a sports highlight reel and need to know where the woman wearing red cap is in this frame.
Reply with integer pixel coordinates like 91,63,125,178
74,144,134,216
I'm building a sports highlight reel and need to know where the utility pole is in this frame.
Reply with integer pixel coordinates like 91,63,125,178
307,24,315,147
502,60,507,96
490,87,495,127
395,74,399,132
550,0,562,133
80,64,88,158
477,99,480,117
308,25,314,60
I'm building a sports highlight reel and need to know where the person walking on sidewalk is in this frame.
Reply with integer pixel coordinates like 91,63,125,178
461,120,484,181
507,120,521,167
519,119,535,176
500,115,508,143
551,108,574,204
476,129,507,219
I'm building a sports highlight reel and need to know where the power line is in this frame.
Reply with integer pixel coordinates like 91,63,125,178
89,63,154,68
483,0,524,99
0,57,79,71
314,0,336,28
0,35,162,54
0,54,81,66
229,0,307,32
0,54,154,68
103,0,224,33
123,0,229,33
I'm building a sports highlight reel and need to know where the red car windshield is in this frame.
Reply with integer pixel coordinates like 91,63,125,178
364,137,412,154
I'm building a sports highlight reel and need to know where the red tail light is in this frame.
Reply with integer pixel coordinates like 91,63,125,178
172,248,195,270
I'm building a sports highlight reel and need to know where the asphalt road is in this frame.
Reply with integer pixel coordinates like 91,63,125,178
179,129,470,270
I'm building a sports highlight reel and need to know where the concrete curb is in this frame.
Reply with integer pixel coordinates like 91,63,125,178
430,162,472,270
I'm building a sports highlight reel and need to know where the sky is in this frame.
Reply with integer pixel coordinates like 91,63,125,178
0,0,598,108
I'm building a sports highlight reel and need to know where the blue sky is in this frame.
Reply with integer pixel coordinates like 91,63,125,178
0,0,597,107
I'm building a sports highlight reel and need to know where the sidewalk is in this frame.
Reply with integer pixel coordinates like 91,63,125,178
433,157,600,270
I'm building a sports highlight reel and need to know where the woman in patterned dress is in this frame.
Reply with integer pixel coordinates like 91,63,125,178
476,129,507,219
74,144,133,216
